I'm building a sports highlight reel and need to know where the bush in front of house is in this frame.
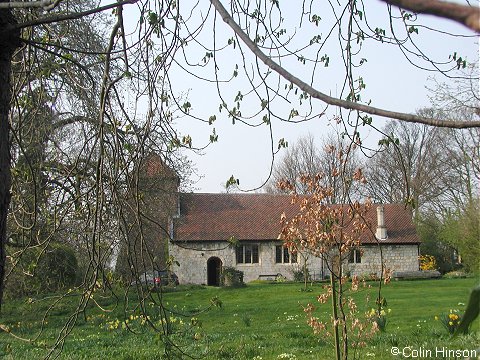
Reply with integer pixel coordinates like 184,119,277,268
292,268,311,282
221,267,244,287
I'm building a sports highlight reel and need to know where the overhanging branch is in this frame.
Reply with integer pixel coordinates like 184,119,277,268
382,0,480,33
0,0,59,10
9,0,138,30
210,0,480,129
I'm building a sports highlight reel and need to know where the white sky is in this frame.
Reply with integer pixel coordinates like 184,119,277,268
140,1,479,193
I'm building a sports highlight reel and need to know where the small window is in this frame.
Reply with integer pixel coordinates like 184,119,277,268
349,249,362,264
275,246,282,263
252,245,259,263
236,246,243,263
275,245,297,264
236,244,259,264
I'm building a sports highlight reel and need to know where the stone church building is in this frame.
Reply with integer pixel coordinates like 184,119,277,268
170,193,421,285
126,154,420,285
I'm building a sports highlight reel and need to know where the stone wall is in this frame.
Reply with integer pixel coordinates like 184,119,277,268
169,241,235,284
345,244,419,277
170,241,326,284
170,241,419,284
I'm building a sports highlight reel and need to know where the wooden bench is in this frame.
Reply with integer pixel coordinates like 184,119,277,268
258,274,283,281
393,270,441,280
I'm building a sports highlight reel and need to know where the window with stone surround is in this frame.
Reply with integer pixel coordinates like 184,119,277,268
236,244,259,264
275,245,297,264
349,249,362,264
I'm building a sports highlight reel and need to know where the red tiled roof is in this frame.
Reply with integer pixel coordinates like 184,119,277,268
173,193,420,245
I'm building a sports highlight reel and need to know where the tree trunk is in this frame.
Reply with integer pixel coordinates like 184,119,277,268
0,4,20,311
330,274,341,360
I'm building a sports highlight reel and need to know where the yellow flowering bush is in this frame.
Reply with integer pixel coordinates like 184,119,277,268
419,255,437,271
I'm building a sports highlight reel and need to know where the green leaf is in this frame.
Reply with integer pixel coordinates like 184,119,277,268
234,91,243,102
182,135,192,148
209,128,218,143
226,175,239,188
310,14,321,26
362,115,372,126
277,138,288,149
408,26,418,34
123,143,134,153
261,99,268,110
309,34,322,45
147,11,158,25
288,109,299,120
374,28,386,42
182,101,192,113
320,54,329,67
228,236,239,246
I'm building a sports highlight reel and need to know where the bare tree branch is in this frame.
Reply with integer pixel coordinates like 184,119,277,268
382,0,480,33
210,0,480,129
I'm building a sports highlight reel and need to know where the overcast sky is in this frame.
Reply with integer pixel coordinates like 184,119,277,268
162,1,479,193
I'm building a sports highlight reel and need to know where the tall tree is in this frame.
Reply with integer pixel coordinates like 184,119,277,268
428,62,480,203
0,1,21,311
440,199,480,273
363,111,469,217
264,133,362,203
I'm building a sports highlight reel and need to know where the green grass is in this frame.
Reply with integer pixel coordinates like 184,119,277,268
0,278,479,359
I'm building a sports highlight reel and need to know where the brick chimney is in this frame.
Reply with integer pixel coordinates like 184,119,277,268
375,205,388,240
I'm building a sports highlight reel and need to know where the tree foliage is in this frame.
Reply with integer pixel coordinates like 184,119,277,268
5,242,78,298
417,215,458,274
439,199,480,273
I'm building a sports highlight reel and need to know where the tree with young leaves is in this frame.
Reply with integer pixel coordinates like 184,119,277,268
279,172,379,360
439,199,480,273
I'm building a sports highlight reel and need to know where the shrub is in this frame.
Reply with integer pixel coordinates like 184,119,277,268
419,255,437,271
36,243,78,291
292,268,310,282
221,267,244,287
4,243,78,298
443,270,469,279
4,247,39,299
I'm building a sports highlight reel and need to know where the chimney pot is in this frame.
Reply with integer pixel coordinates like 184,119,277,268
376,205,388,240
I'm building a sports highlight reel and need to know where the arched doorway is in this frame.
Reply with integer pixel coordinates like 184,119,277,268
207,257,222,286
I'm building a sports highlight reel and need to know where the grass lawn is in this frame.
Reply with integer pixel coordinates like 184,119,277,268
0,277,479,359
